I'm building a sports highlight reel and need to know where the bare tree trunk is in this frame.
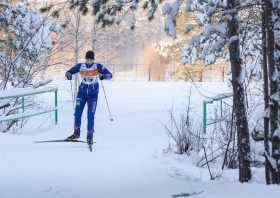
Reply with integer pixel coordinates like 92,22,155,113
92,23,97,51
266,0,280,184
262,2,271,185
74,10,81,101
275,12,280,183
227,0,251,183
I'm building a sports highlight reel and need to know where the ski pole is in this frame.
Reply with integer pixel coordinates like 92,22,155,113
100,80,113,121
69,79,75,116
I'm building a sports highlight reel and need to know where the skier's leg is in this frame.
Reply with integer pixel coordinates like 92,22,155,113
86,93,98,138
74,92,87,133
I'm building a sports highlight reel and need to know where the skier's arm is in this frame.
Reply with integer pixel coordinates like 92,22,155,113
65,63,82,77
97,64,113,80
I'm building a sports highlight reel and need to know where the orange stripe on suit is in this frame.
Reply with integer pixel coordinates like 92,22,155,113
79,69,99,77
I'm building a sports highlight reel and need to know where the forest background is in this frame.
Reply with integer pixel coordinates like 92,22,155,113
2,0,280,187
0,0,227,85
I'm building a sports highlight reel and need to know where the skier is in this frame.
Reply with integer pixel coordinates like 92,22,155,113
65,51,112,146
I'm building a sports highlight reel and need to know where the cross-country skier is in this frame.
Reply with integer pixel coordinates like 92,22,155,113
65,51,112,146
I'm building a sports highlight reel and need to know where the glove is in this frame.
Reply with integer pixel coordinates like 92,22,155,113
65,72,72,80
99,73,104,80
67,74,72,80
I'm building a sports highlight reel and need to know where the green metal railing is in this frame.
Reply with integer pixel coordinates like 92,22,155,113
203,94,233,134
0,88,58,123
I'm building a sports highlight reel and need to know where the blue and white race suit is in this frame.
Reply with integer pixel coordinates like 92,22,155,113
66,62,112,137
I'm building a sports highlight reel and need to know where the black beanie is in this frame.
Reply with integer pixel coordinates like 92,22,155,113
85,51,94,59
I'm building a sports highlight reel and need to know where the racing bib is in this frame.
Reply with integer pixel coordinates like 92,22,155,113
79,63,99,85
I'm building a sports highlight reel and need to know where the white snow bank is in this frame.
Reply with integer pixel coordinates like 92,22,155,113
0,98,9,107
1,81,276,198
0,107,57,122
204,92,233,102
0,87,57,98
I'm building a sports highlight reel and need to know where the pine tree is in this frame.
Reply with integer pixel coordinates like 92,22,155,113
154,0,208,81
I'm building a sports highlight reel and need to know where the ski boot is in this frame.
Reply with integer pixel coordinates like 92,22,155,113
66,133,80,140
87,137,93,146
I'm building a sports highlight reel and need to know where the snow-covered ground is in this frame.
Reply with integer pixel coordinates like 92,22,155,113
0,80,279,198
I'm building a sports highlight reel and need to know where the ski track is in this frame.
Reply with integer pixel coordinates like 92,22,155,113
1,81,279,198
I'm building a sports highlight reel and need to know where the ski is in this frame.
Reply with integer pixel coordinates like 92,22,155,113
33,140,96,152
33,140,97,144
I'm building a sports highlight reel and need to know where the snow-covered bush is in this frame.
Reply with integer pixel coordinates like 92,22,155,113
164,94,243,179
164,89,206,156
0,2,62,132
0,2,62,88
164,112,205,155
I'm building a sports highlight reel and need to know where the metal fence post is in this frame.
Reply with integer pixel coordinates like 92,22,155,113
55,90,57,124
203,102,206,134
22,96,24,113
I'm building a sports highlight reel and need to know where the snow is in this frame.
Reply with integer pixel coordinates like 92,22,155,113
90,0,99,5
201,44,210,60
265,152,277,170
211,38,225,51
33,79,53,89
0,107,57,122
273,124,280,138
142,1,149,9
263,108,270,118
206,6,216,16
184,24,193,33
0,3,62,87
0,80,279,198
271,68,278,81
147,10,154,20
116,18,122,24
204,92,233,102
95,11,102,23
270,93,279,101
237,70,245,85
192,47,199,61
0,99,9,108
151,2,158,10
229,35,239,45
0,87,57,99
163,0,182,38
130,0,138,10
182,44,191,64
189,35,201,46
162,3,171,15
185,0,192,11
130,22,135,29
